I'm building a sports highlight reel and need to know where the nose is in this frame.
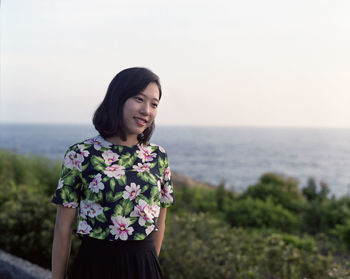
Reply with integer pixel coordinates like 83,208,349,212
140,102,150,116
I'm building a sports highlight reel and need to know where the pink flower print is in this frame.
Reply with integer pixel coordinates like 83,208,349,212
122,183,141,200
63,150,84,171
164,167,171,181
104,164,125,179
84,136,111,150
88,174,104,193
77,220,92,234
132,163,150,173
74,153,84,171
102,150,119,165
136,145,157,163
150,143,165,153
57,178,64,190
64,150,76,169
63,202,78,208
130,199,153,226
160,182,174,204
80,200,104,219
145,225,155,235
150,203,160,218
109,216,134,240
77,144,90,157
157,179,162,191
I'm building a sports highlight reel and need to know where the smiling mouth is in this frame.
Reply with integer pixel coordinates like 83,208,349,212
134,117,147,126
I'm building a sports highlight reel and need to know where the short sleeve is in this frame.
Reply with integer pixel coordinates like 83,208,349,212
159,149,175,208
51,145,83,208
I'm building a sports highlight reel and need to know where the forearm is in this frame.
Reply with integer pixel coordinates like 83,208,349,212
152,208,167,256
52,206,76,279
52,226,73,279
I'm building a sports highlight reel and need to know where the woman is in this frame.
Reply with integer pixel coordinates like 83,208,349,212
51,67,175,279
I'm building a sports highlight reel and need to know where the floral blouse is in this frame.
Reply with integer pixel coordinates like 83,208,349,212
51,135,175,241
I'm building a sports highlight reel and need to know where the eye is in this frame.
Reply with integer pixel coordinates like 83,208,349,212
152,103,158,108
134,96,143,102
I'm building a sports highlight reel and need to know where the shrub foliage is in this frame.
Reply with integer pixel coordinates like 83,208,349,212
0,150,350,278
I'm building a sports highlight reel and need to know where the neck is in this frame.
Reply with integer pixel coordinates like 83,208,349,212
106,135,139,146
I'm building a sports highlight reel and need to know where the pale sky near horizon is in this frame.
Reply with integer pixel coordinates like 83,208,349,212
1,0,350,128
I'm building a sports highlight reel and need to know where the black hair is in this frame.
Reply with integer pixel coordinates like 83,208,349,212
93,67,162,144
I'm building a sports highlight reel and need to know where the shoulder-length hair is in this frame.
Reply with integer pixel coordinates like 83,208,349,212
93,67,162,144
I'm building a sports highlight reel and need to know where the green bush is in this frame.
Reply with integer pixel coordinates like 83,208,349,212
244,173,306,213
169,185,218,214
161,212,332,279
0,183,56,267
302,177,330,202
302,198,350,235
334,219,350,249
1,150,349,278
225,197,300,232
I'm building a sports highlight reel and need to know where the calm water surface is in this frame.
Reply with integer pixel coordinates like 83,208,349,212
1,123,349,197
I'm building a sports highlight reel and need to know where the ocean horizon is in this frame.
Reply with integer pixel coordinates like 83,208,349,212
1,123,349,197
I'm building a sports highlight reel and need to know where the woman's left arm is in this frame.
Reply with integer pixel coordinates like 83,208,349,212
152,207,167,256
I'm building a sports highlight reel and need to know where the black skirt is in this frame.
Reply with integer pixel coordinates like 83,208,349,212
68,235,164,279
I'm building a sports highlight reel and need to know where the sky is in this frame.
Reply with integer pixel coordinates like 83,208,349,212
1,0,350,128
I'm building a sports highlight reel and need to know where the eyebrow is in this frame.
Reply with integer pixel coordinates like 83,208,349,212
138,92,159,102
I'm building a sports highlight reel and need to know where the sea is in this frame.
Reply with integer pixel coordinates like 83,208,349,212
0,123,349,197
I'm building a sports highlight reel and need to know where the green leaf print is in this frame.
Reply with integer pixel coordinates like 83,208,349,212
118,146,124,153
164,156,169,166
61,187,77,202
147,173,158,185
84,190,103,203
106,191,123,203
121,199,134,216
150,186,159,199
129,217,138,225
137,171,150,182
145,221,153,227
110,178,116,191
81,162,89,172
106,192,113,202
148,162,157,169
113,204,123,216
135,194,149,204
60,166,71,178
141,185,149,193
96,213,107,223
119,152,138,168
91,155,106,172
84,189,92,200
68,192,78,201
90,227,102,238
94,155,105,164
138,172,157,185
119,152,131,165
117,175,127,186
100,228,110,239
134,233,146,240
150,145,158,153
81,176,88,185
158,156,165,176
63,172,77,185
102,176,109,183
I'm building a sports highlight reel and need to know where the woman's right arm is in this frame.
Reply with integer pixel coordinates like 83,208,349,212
52,205,77,279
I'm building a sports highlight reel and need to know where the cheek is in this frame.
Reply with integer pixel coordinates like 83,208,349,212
151,110,158,120
122,102,134,117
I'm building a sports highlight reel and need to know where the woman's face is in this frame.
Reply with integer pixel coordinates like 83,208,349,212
122,82,160,140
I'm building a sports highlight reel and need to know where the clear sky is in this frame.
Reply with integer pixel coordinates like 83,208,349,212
1,0,350,128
